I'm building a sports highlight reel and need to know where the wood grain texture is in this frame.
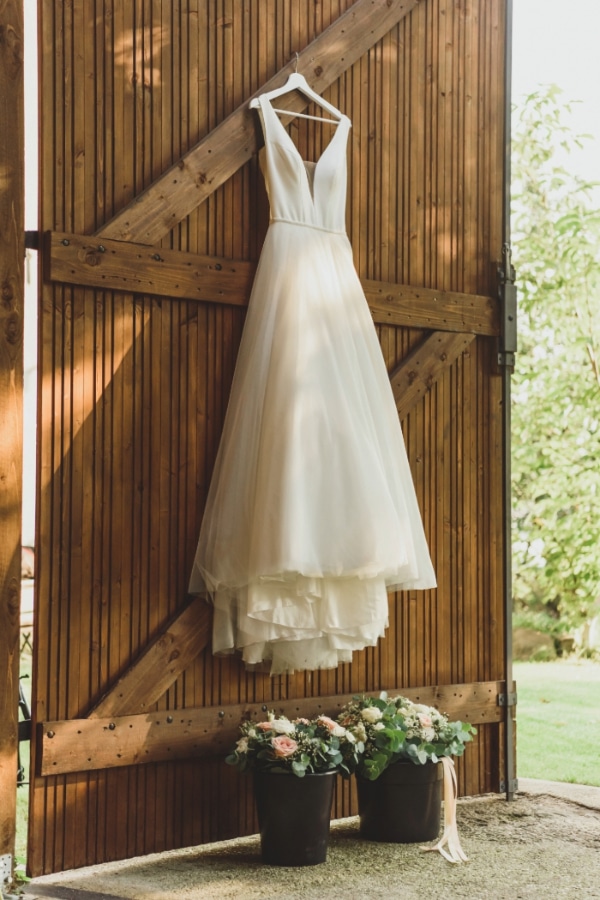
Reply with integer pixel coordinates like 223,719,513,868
41,680,503,776
365,280,499,336
96,0,421,243
31,0,509,874
0,0,24,862
47,230,498,334
392,331,477,417
88,599,212,718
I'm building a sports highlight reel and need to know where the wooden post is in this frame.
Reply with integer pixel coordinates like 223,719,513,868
0,0,24,868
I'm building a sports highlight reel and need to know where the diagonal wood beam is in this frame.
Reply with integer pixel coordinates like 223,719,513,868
46,231,499,336
392,331,477,419
96,0,421,244
87,598,211,719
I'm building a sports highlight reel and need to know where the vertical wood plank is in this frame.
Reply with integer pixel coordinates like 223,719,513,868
30,0,509,872
0,0,24,865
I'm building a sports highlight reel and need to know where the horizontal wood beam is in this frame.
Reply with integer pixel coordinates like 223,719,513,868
96,0,421,244
46,231,498,336
392,331,477,418
87,598,211,719
364,279,499,337
40,680,505,776
46,231,253,308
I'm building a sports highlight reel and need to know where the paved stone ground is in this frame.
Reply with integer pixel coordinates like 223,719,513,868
17,780,600,900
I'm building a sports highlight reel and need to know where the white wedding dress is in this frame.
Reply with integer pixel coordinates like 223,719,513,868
189,95,436,674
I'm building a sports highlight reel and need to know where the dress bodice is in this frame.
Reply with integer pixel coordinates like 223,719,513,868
257,95,351,234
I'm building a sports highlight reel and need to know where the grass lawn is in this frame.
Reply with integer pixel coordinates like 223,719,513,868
514,659,600,786
16,651,32,867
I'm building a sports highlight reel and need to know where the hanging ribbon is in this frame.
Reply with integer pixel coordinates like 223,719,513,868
420,757,469,864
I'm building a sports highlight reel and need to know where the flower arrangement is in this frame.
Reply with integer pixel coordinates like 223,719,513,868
336,693,476,780
226,712,362,778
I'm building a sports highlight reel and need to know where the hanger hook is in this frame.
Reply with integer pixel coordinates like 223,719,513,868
294,51,299,73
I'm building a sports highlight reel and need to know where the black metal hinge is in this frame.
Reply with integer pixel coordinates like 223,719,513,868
25,230,40,250
497,691,518,708
497,241,517,370
499,778,519,793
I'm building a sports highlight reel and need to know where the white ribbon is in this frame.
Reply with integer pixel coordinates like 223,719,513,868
420,757,469,864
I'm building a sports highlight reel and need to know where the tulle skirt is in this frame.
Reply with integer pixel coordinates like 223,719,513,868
189,220,436,673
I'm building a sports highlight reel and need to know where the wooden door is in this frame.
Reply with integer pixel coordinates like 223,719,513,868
0,0,24,867
29,0,511,875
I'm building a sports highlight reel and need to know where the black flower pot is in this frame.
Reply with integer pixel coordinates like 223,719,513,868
356,760,443,842
253,770,337,866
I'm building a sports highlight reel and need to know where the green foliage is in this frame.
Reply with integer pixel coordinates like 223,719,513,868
512,86,600,630
336,694,476,780
225,712,362,778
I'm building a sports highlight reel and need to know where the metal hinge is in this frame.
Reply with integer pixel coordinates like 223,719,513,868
18,719,31,742
497,691,517,708
24,230,40,250
497,241,517,369
499,778,519,793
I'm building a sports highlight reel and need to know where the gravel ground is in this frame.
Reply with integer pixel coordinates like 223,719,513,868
22,781,600,900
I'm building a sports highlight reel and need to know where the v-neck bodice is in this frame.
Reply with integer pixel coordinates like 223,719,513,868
257,95,351,233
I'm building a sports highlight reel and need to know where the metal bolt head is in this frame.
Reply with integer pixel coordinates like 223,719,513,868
47,730,55,739
108,722,116,730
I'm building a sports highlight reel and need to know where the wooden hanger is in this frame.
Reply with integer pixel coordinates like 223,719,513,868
250,71,343,125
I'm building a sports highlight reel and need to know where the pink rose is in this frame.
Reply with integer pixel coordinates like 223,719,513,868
257,721,273,731
317,716,337,732
294,717,310,725
418,713,433,728
271,736,298,758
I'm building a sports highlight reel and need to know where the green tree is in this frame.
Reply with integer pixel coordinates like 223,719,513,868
512,86,600,632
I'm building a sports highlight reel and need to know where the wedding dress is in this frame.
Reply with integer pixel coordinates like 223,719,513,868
188,92,436,674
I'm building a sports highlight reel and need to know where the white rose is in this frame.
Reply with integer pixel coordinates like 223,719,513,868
373,722,385,731
422,727,436,742
353,723,367,743
270,718,296,735
361,706,383,724
332,724,347,737
236,737,249,753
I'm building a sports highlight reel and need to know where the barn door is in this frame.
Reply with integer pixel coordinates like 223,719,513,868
30,0,511,875
0,0,24,869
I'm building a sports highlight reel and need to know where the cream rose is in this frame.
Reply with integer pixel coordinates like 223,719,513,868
353,722,367,743
270,718,296,735
361,706,383,724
